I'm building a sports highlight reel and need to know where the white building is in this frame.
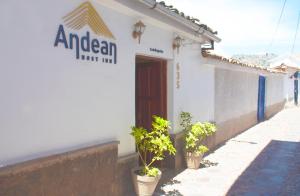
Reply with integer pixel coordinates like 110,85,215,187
0,0,287,195
269,54,300,103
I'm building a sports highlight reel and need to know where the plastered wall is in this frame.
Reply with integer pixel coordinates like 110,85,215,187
171,44,215,133
214,68,258,123
265,74,285,106
0,0,178,166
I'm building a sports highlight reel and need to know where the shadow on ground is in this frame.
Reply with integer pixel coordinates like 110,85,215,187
227,140,300,196
154,159,219,195
200,159,218,168
154,168,184,196
231,139,258,145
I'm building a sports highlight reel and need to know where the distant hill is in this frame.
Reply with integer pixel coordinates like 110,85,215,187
232,53,278,67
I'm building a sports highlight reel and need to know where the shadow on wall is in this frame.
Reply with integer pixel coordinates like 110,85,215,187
226,140,300,196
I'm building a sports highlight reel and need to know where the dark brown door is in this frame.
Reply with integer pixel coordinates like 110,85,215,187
135,56,167,130
135,56,167,167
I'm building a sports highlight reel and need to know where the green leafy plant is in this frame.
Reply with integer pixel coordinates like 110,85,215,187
131,115,176,177
180,111,216,155
180,112,192,132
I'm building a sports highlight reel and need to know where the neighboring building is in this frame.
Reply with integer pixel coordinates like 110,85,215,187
269,54,300,104
200,51,286,148
0,0,287,195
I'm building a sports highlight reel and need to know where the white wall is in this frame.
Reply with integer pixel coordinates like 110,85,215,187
265,74,285,106
0,0,180,166
170,44,215,133
1,0,286,167
283,75,294,101
214,67,258,123
201,58,287,124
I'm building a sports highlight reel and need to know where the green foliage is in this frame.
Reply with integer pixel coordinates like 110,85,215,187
142,167,160,177
180,112,216,155
197,145,209,154
131,115,176,177
180,112,192,132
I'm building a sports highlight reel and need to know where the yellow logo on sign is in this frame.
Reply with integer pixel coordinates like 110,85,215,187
63,1,115,39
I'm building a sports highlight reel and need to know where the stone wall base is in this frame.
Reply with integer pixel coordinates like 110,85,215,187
0,142,119,196
165,110,257,170
266,101,285,119
113,153,138,196
164,132,185,170
167,101,285,170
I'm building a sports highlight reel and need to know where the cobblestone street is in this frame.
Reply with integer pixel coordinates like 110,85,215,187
156,106,300,196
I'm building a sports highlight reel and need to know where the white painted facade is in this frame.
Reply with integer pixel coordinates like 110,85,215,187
265,74,285,107
0,0,217,166
214,68,258,123
172,45,215,133
201,59,260,123
200,58,287,123
283,75,295,101
0,0,287,168
269,55,300,103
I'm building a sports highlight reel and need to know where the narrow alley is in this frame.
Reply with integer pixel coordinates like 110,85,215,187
156,106,300,196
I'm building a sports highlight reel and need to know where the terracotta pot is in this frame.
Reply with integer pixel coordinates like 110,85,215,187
186,152,203,169
131,167,162,196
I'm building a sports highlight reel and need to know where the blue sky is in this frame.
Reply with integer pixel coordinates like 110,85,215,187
164,0,300,56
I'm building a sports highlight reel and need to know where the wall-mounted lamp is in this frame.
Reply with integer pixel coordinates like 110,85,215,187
172,36,183,54
132,21,146,44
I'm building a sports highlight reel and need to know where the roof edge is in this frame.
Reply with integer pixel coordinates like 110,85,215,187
202,51,286,74
138,0,221,42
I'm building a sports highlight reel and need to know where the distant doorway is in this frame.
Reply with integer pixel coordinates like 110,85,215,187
135,55,167,130
294,71,298,105
257,75,266,122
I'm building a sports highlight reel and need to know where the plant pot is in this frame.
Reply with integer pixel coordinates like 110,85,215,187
131,167,162,196
186,152,203,169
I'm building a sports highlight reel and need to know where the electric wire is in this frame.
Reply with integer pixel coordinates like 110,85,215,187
267,0,287,52
291,11,300,54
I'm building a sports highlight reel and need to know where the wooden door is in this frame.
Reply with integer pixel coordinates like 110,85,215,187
135,57,167,130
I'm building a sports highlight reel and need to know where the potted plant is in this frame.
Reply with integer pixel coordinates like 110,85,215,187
180,112,216,169
130,115,176,196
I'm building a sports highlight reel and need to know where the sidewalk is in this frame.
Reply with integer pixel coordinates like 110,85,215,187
155,106,300,196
